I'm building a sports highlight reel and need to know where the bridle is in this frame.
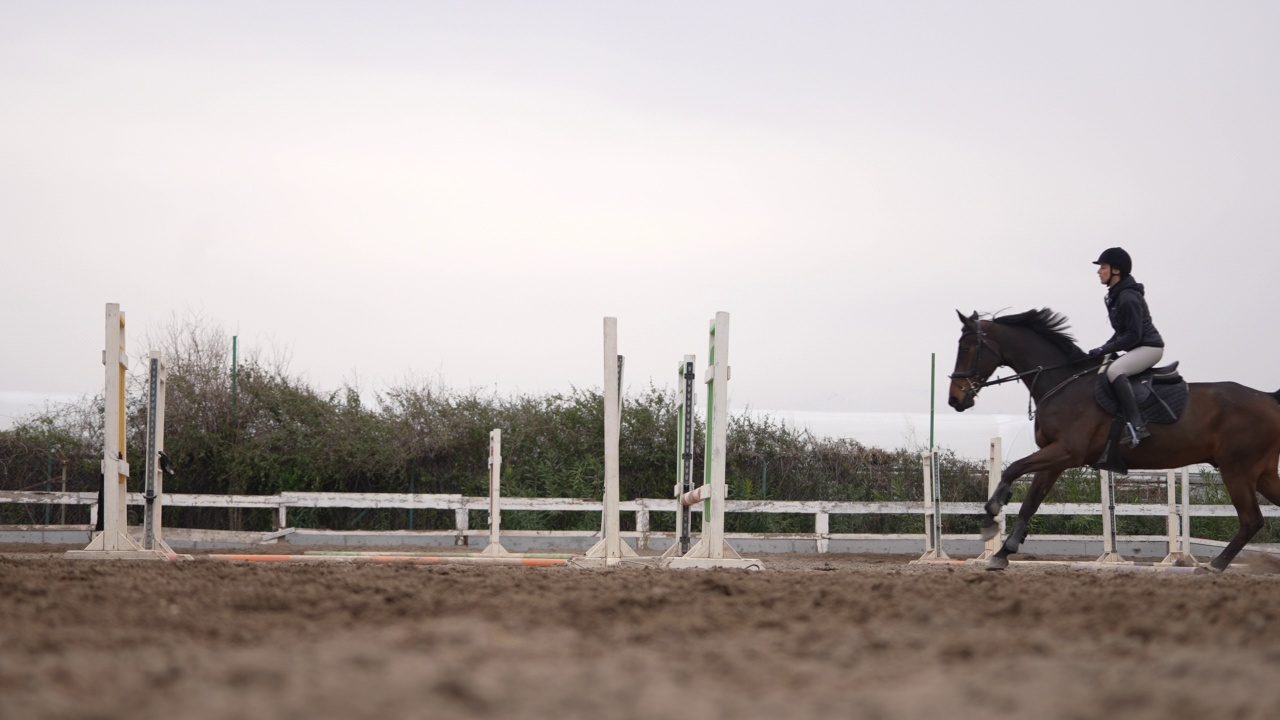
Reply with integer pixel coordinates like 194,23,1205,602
948,326,1007,403
950,323,1100,418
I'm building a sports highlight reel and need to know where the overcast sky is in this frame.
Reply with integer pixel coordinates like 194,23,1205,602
3,2,1279,435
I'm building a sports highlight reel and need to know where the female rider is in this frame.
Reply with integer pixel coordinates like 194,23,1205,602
1089,247,1165,447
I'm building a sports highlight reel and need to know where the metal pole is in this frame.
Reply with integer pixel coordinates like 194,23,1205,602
1181,467,1192,555
1109,471,1118,544
929,353,940,548
929,353,936,461
143,355,160,550
45,445,52,525
679,358,695,554
231,335,238,420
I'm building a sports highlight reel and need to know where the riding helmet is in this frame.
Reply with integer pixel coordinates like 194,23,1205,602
1093,247,1132,276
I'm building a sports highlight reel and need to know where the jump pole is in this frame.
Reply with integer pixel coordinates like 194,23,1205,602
577,317,640,566
209,554,568,567
662,312,763,570
68,304,190,560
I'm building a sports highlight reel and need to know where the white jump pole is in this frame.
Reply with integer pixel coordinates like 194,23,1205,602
580,317,639,565
479,429,510,556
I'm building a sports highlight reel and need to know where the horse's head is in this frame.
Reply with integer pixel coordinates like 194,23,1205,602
948,310,1004,412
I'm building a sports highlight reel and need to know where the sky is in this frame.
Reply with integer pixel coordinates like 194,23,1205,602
3,2,1279,455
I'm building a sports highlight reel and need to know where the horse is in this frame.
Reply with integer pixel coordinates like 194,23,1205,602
948,308,1280,571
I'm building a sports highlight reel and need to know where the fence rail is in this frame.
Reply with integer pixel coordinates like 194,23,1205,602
2,490,1277,552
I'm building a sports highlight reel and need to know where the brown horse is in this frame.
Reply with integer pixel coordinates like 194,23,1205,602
948,308,1280,571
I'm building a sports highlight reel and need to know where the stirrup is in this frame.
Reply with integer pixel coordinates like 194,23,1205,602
1121,423,1150,447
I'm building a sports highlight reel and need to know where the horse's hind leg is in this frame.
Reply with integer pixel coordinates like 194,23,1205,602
1208,464,1267,572
1255,460,1280,509
1248,463,1280,562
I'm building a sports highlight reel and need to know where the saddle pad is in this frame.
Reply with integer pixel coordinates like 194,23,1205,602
1095,375,1189,425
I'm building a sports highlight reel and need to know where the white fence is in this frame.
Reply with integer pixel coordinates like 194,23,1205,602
2,487,1277,553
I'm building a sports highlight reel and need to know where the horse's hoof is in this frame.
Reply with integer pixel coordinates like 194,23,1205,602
986,556,1009,571
980,521,1000,542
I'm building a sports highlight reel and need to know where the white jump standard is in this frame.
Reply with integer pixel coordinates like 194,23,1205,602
576,317,642,566
67,303,190,561
479,429,510,556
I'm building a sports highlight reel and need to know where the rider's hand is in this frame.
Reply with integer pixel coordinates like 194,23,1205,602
1088,347,1103,358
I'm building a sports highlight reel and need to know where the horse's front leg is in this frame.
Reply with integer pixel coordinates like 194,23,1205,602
987,468,1065,570
978,444,1073,560
979,452,1046,540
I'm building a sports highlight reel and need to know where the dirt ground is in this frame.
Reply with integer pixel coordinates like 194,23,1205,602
3,546,1280,720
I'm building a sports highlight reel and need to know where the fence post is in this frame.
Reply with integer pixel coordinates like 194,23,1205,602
455,507,469,546
637,507,650,551
815,511,829,554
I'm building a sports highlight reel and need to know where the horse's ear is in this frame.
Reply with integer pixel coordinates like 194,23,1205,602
957,309,976,328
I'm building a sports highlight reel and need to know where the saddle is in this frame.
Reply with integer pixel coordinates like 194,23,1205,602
1091,362,1188,472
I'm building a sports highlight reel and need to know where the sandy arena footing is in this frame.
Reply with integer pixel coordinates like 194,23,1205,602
3,545,1280,720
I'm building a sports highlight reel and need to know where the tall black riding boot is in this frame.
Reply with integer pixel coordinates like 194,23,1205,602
1110,374,1150,447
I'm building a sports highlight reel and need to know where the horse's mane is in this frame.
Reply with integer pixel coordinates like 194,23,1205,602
991,308,1087,360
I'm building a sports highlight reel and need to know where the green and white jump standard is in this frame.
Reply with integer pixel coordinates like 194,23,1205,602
660,313,763,570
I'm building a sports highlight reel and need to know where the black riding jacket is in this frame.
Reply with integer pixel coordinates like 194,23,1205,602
1099,276,1164,354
